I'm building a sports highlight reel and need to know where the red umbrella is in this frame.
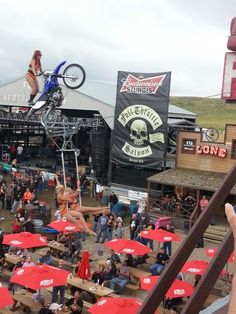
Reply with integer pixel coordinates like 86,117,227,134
87,297,158,314
48,220,81,233
48,220,92,233
205,248,218,257
3,232,48,249
10,264,69,290
104,239,152,255
0,287,14,309
205,248,234,263
140,276,193,298
181,260,209,275
140,229,181,242
77,250,91,281
228,252,235,263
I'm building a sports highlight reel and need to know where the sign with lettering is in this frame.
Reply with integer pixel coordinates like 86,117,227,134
112,71,171,168
197,145,227,158
182,139,196,154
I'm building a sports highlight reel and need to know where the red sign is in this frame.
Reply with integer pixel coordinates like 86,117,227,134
197,145,227,158
221,52,236,100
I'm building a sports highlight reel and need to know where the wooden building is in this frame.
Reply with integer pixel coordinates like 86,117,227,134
147,124,236,227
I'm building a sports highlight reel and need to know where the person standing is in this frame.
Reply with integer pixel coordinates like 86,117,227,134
10,185,23,214
17,145,23,162
52,260,66,305
26,50,42,104
199,195,209,212
129,214,140,240
107,214,115,241
163,223,175,256
95,212,108,243
5,183,14,211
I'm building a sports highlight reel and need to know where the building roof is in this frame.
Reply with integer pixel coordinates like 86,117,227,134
147,168,236,195
0,77,197,130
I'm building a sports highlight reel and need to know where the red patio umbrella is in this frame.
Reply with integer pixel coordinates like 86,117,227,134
0,287,14,309
48,220,92,233
205,248,234,263
181,260,209,275
10,264,69,290
205,248,218,257
140,276,194,298
104,239,152,256
87,297,158,314
3,232,48,249
228,252,235,263
48,220,81,233
140,229,181,242
77,250,91,282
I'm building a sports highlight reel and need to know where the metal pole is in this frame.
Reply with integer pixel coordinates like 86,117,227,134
74,150,82,206
61,150,66,188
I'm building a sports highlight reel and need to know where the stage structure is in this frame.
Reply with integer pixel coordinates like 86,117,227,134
40,105,105,204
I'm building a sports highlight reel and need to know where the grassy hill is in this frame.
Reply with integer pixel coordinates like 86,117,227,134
170,97,236,131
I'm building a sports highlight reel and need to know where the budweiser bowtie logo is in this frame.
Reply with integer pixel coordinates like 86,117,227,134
120,74,166,94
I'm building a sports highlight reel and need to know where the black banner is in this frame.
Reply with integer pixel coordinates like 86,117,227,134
112,71,171,169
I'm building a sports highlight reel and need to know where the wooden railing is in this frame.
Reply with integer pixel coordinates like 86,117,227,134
189,203,201,229
138,163,236,314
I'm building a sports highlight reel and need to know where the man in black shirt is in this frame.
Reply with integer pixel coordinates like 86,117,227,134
149,247,169,275
64,290,83,314
10,185,23,214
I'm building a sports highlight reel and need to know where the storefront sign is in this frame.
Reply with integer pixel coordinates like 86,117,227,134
197,145,227,158
182,139,196,154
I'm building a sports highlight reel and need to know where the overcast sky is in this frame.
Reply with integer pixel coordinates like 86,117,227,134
0,0,235,97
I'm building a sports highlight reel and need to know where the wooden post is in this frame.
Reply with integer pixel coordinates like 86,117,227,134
147,181,151,212
182,230,233,314
138,162,236,314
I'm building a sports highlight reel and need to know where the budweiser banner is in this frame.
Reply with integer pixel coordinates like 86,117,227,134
112,71,171,168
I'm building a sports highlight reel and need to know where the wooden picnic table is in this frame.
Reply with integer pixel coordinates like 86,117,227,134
4,253,21,265
67,276,114,298
97,259,151,291
38,245,98,262
97,259,151,281
48,240,66,253
11,291,42,312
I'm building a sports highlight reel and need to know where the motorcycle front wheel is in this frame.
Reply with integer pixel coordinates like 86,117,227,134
62,63,86,89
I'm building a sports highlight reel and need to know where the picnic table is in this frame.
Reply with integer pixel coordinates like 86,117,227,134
48,240,65,253
38,244,98,262
97,259,151,291
67,276,115,298
4,253,21,265
11,291,42,312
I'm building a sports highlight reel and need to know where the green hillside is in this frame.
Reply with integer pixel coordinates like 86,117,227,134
170,97,236,131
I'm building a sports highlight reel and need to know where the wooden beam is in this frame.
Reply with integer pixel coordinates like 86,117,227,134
138,162,236,314
182,230,233,314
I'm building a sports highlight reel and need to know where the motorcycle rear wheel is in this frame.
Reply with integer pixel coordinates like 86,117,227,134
63,63,86,89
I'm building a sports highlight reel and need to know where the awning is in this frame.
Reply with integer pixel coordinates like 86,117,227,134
147,168,236,195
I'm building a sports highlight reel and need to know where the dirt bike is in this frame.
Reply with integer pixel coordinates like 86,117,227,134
25,61,86,119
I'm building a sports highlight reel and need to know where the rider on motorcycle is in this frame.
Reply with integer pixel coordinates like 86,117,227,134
25,50,42,104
